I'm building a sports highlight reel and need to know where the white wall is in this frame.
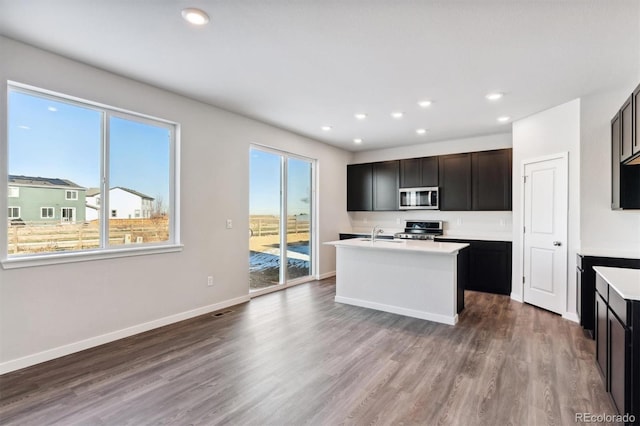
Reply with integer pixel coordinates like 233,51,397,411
580,85,640,257
0,37,351,372
349,133,513,237
511,99,581,319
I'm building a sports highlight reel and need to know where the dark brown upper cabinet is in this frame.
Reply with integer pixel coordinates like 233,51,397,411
439,153,472,211
346,163,372,211
472,149,512,211
399,156,438,188
620,96,633,162
347,161,399,211
372,160,400,211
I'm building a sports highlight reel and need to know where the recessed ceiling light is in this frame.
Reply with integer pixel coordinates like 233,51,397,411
354,113,367,120
391,112,404,119
497,116,511,123
353,138,363,144
47,106,57,112
486,92,504,101
181,8,210,25
416,128,428,135
418,100,432,108
321,125,332,131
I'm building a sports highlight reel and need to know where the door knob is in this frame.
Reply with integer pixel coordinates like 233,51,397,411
553,241,562,246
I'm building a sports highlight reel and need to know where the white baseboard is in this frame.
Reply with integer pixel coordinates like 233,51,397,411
316,271,336,280
0,295,250,375
335,295,457,325
562,312,580,323
510,292,523,303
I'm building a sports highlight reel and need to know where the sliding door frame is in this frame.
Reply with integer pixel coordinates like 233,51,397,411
249,144,317,298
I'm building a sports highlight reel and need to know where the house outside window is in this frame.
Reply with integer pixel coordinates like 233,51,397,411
3,83,180,266
8,207,20,219
40,207,55,219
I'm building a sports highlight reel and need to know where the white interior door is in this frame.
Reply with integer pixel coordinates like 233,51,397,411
522,154,568,315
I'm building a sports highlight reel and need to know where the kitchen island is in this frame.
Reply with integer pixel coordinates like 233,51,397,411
324,238,469,325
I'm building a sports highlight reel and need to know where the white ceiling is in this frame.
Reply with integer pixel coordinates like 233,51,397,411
0,1,639,151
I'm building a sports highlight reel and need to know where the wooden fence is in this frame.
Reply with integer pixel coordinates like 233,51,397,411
249,215,310,237
7,218,169,254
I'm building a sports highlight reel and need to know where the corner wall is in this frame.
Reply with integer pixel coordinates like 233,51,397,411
580,85,640,257
0,37,352,372
511,99,581,319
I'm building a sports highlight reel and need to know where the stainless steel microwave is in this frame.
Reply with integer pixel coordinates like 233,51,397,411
399,187,439,210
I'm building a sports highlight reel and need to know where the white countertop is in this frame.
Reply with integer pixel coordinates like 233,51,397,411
324,238,469,255
594,266,640,301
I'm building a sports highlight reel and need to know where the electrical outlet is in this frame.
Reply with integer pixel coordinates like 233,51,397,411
499,219,506,227
226,219,233,229
207,276,214,286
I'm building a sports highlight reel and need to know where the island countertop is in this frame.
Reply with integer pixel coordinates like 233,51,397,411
324,238,469,254
593,266,640,301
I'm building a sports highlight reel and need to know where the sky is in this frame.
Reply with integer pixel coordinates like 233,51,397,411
8,90,170,204
250,148,311,216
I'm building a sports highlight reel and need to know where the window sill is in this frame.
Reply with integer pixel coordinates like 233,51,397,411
1,244,184,270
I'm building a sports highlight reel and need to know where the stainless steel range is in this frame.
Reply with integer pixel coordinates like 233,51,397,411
394,220,443,240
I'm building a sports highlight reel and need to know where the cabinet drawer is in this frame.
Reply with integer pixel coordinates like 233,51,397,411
595,273,608,301
609,288,628,326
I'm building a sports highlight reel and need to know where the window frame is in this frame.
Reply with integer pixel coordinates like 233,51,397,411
65,190,78,200
8,186,19,198
40,207,55,219
7,206,20,219
1,81,182,269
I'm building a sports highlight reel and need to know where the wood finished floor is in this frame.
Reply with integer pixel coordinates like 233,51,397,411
0,278,616,425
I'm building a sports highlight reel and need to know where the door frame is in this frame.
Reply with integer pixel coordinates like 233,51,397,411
519,151,569,315
249,144,318,298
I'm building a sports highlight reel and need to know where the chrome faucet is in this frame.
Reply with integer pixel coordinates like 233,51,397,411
371,225,384,243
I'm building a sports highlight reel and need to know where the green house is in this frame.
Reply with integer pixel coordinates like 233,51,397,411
8,175,86,223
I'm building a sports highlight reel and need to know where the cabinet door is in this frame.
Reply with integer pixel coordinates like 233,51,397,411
471,149,512,211
595,293,608,386
609,311,629,414
347,163,372,211
621,97,633,162
612,113,621,210
439,153,472,211
372,161,399,211
399,158,421,188
420,156,439,187
468,241,511,295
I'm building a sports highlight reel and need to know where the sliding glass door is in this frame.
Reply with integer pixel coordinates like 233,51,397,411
249,147,313,292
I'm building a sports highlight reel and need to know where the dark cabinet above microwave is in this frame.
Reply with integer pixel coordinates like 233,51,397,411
347,148,512,212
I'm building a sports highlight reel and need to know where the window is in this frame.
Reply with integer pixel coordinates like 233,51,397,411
4,83,180,265
40,207,55,219
8,207,20,219
61,207,76,223
134,209,141,218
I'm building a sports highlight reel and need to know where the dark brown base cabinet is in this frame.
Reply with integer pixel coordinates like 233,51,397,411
594,273,639,422
577,255,640,337
435,238,512,295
